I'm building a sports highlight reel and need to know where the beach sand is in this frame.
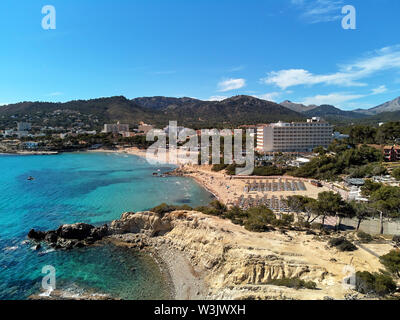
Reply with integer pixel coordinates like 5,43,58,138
175,165,332,206
107,234,206,300
154,243,207,300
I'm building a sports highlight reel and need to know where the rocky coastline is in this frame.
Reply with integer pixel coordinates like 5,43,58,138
28,209,395,300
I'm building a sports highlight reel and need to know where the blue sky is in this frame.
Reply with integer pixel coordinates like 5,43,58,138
1,0,400,110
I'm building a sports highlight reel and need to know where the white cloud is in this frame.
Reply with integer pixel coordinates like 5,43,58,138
208,95,228,101
371,85,387,95
262,45,400,89
217,78,246,92
301,92,365,106
299,86,389,107
262,68,365,89
291,0,344,24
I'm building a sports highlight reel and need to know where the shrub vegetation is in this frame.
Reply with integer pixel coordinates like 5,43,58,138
267,278,317,290
357,231,373,243
380,250,400,277
356,271,397,296
328,237,357,251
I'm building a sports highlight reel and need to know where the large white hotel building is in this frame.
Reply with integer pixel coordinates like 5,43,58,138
256,117,333,153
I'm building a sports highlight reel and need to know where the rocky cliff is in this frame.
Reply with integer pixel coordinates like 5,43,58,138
29,209,391,300
108,210,391,300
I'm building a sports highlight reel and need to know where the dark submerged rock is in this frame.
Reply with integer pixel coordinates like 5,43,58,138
27,223,110,250
28,229,46,241
56,223,95,240
45,231,58,243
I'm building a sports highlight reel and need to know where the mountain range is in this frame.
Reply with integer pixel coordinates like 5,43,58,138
0,96,304,128
1,95,400,128
279,96,400,123
354,97,400,115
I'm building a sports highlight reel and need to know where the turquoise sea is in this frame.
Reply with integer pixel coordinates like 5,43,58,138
0,152,214,300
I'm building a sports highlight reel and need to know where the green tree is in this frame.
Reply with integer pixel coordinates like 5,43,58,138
392,167,400,181
380,250,400,278
335,202,355,231
285,195,317,222
348,125,377,145
361,180,382,197
244,206,275,232
304,198,319,223
313,146,326,155
350,201,377,231
376,122,400,144
370,186,400,234
356,271,397,296
314,192,346,228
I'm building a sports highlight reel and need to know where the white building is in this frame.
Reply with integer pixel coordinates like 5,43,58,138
256,117,333,153
3,130,14,137
333,131,349,140
290,157,311,167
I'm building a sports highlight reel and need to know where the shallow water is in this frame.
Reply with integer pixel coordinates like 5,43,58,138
0,152,214,299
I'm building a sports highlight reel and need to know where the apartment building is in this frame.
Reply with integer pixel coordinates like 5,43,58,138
383,145,400,162
256,117,333,153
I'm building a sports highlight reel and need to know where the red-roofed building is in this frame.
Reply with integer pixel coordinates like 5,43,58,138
384,145,400,162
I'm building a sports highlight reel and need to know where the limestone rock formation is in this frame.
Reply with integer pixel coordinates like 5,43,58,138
108,210,391,300
110,211,172,236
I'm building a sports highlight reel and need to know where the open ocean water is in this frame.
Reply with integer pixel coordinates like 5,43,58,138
0,152,214,300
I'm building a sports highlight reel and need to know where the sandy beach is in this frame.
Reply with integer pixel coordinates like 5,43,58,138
153,243,207,300
174,165,333,207
107,232,207,300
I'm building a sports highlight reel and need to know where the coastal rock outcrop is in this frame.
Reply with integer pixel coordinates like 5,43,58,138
107,210,391,300
28,229,46,241
28,223,109,249
57,223,94,240
29,209,392,300
110,211,172,236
